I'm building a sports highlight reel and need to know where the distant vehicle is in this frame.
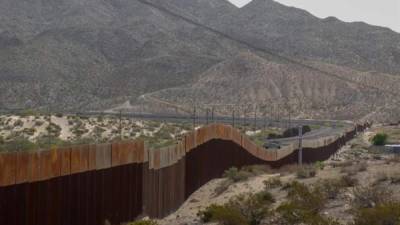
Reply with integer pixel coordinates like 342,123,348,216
263,141,281,149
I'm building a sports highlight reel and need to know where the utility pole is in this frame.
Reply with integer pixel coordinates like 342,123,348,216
206,108,209,125
253,104,257,131
119,110,123,140
232,107,235,127
47,106,51,148
211,106,214,123
298,125,303,165
263,111,267,131
193,106,197,130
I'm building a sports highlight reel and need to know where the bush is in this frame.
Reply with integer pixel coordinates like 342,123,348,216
352,186,393,209
315,161,325,170
373,172,389,185
198,192,274,225
127,220,158,225
276,181,338,225
13,119,24,127
340,174,358,187
55,113,63,118
242,165,271,175
214,179,233,196
296,165,317,179
198,204,247,225
23,128,36,136
352,203,400,225
0,137,37,151
223,167,252,183
315,179,346,200
34,120,44,126
263,177,282,189
341,162,367,176
389,172,400,184
371,133,388,146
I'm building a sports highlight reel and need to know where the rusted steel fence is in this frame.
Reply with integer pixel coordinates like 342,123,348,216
0,123,370,224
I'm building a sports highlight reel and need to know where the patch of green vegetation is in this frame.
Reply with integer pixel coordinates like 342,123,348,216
198,192,275,225
34,120,44,127
23,127,36,136
371,133,388,146
0,137,37,152
263,177,282,189
13,119,23,127
223,167,253,183
352,185,393,209
249,129,281,146
296,164,317,179
277,181,339,225
17,109,39,117
46,122,61,138
126,220,158,225
352,203,400,225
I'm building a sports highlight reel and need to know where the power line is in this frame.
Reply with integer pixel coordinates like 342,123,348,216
136,0,399,100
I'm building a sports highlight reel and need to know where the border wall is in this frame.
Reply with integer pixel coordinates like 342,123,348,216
0,123,369,224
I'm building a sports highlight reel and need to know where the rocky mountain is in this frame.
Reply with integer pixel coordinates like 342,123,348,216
0,0,400,120
149,52,400,120
154,0,400,75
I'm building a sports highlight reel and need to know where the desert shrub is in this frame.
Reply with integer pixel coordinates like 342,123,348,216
23,128,36,136
46,122,61,137
296,165,317,179
55,113,63,118
352,186,393,209
372,155,383,160
341,162,367,176
35,136,69,149
242,165,271,175
373,172,389,185
315,179,346,200
18,109,39,117
277,181,338,225
34,120,44,127
340,174,358,187
389,172,400,184
13,119,23,127
223,167,252,183
93,126,106,137
198,204,248,225
385,154,400,164
330,160,353,168
198,192,274,225
282,125,311,138
356,162,368,172
315,161,325,170
126,220,158,225
214,179,233,196
96,115,104,122
371,133,388,146
263,177,282,189
0,137,36,151
352,203,400,225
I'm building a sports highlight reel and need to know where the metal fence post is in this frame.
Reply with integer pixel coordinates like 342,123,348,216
298,125,303,165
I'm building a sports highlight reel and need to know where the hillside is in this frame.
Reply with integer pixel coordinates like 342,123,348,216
0,0,400,120
157,0,400,74
149,52,400,120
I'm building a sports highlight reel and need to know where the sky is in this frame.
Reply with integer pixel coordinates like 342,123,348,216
228,0,400,33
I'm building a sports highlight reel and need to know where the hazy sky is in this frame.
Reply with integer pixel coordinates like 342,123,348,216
228,0,400,32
